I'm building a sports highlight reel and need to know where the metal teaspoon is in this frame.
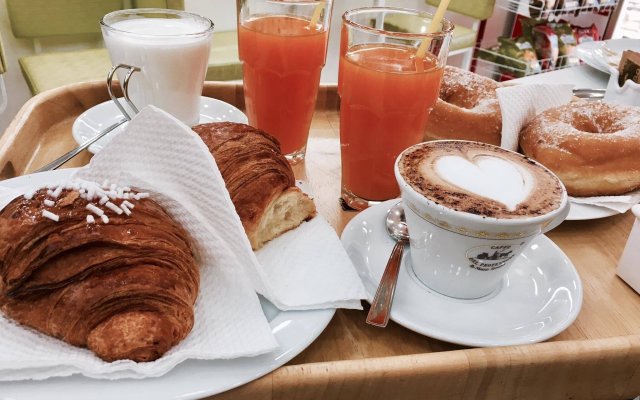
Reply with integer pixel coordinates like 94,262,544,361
366,202,409,327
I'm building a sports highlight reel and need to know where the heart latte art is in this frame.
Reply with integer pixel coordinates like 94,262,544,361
399,141,564,219
432,155,534,211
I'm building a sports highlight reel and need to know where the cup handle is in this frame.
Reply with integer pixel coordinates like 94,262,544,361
107,64,141,120
541,201,571,234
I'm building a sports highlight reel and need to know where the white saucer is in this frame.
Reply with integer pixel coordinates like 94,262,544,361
576,38,640,75
72,97,248,154
341,199,583,347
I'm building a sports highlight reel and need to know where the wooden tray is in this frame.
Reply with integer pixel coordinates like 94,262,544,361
1,81,639,400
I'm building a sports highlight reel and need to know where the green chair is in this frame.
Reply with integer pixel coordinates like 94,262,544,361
424,0,496,70
7,0,242,95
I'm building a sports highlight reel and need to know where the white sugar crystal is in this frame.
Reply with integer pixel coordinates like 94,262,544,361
120,204,132,216
86,215,95,224
101,214,109,224
107,191,117,200
105,201,123,215
23,191,34,200
51,185,64,199
47,189,53,196
42,210,59,222
43,199,55,207
79,188,86,194
117,188,124,198
99,196,109,205
85,203,104,217
123,193,130,199
110,183,117,191
123,186,131,192
137,192,149,199
122,200,135,209
87,186,96,201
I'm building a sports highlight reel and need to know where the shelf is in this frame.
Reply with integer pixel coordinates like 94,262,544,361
496,0,619,19
474,47,577,81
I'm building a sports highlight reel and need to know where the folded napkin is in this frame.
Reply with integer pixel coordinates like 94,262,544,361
496,83,640,214
0,186,21,209
0,106,366,381
255,216,365,310
570,190,640,214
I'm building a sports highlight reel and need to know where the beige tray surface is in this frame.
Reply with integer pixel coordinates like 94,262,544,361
1,81,639,400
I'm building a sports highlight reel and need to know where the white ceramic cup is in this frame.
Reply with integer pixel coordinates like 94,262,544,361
101,9,213,126
394,141,570,299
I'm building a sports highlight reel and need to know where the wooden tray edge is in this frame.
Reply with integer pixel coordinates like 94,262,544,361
214,334,640,399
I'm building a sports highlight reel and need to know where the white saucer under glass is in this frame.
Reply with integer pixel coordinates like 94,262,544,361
72,97,248,154
342,199,583,347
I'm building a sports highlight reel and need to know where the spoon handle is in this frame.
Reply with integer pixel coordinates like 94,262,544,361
366,240,405,327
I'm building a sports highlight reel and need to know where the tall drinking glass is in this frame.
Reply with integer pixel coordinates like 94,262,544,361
238,0,334,163
339,7,453,210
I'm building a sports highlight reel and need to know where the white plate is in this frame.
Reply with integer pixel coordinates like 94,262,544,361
567,201,619,220
0,169,334,400
576,38,640,74
72,97,248,154
341,199,583,347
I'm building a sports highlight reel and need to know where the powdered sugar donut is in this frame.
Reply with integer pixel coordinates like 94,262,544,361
520,100,640,196
425,66,502,146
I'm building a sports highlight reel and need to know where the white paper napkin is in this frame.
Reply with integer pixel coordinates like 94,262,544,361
255,216,366,310
496,83,574,151
570,190,640,214
496,83,640,213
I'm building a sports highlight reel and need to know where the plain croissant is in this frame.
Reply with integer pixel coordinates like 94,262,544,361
0,187,198,362
193,122,316,250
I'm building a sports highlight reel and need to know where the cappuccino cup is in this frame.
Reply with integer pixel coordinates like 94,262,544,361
395,140,569,299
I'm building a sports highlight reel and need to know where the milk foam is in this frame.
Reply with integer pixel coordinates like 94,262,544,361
431,155,534,211
103,18,212,125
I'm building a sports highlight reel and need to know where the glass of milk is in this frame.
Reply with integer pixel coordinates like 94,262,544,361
101,9,214,126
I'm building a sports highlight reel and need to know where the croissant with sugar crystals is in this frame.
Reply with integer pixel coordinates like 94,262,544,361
0,183,198,362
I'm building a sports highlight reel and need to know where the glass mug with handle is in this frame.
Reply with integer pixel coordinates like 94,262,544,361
237,0,334,163
101,9,214,126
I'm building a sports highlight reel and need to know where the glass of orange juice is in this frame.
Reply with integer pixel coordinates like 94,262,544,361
339,7,453,210
238,0,334,164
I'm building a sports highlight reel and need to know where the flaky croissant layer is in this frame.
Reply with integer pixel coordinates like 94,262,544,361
0,186,198,362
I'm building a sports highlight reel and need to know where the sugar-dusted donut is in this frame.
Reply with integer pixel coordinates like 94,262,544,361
425,66,502,146
520,100,640,197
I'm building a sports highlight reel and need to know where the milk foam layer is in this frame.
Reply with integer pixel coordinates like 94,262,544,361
110,19,207,37
399,141,564,219
102,16,212,125
432,155,534,211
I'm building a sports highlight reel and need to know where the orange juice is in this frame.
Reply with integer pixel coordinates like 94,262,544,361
338,44,443,201
238,16,328,156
